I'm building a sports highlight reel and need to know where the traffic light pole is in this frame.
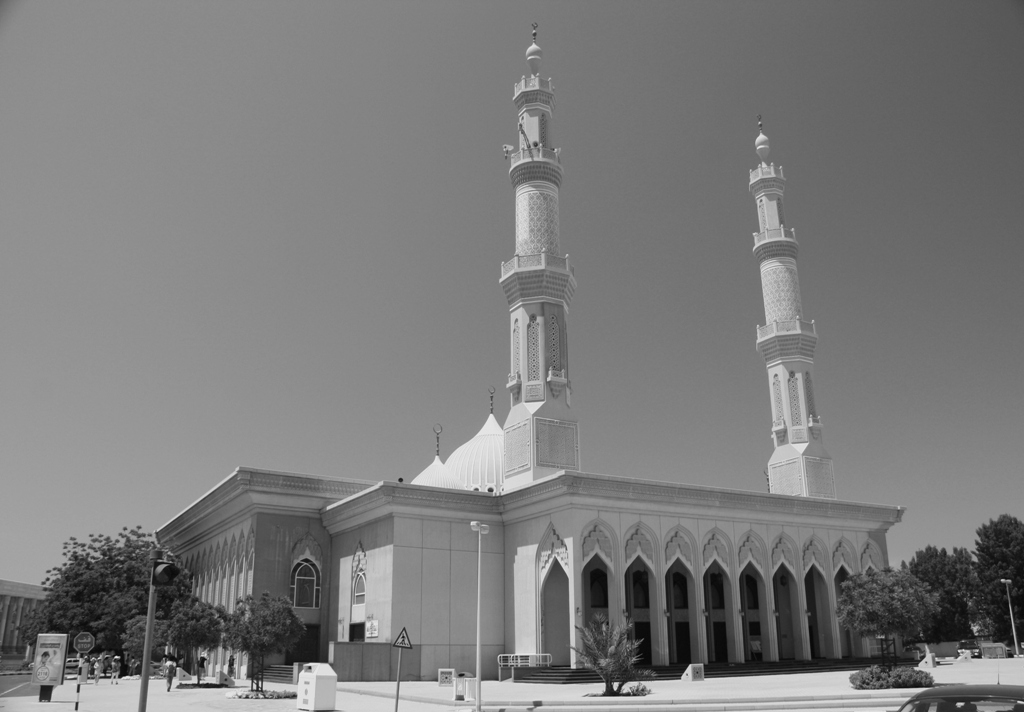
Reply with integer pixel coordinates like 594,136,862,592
137,548,160,712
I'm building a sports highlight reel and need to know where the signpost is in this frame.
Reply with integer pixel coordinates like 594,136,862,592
392,627,413,712
72,633,94,711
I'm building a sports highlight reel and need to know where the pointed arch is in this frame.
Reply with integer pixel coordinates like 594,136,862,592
832,538,857,574
291,532,323,569
860,540,883,572
802,536,828,575
664,526,697,572
769,533,798,575
580,520,615,570
624,523,657,569
352,541,367,577
538,523,569,580
701,528,732,572
737,530,767,573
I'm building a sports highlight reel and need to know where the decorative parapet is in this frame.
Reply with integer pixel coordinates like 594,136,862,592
514,75,553,99
509,146,561,169
756,319,816,342
501,252,574,278
749,163,785,184
507,371,522,391
753,227,796,246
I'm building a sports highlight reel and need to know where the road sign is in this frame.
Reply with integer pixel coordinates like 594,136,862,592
73,633,94,655
392,627,413,649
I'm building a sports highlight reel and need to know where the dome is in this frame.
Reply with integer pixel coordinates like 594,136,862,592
526,42,542,76
447,413,504,492
410,455,464,490
755,131,770,162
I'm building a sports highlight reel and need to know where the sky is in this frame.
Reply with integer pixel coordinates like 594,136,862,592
0,1,1021,587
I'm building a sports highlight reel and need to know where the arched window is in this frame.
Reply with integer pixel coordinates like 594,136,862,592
290,559,321,609
350,573,367,642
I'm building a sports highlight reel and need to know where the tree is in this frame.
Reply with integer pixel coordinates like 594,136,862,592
974,514,1024,645
21,526,192,650
837,568,938,667
223,593,305,691
569,614,655,696
904,546,979,645
121,614,170,669
167,597,226,676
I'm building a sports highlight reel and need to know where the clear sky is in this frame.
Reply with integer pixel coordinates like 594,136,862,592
1,1,1021,586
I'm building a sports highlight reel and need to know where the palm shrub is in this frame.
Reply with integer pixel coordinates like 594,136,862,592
570,613,655,696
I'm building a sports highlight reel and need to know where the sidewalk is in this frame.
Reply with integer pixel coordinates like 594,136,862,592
1,659,1021,712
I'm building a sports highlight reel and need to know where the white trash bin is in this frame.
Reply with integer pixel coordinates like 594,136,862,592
297,663,337,711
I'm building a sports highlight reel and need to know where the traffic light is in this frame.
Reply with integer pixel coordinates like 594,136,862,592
152,560,180,586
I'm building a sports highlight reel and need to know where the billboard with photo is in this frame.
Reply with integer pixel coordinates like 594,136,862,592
32,633,69,686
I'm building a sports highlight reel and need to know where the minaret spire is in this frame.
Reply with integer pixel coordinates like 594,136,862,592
499,29,579,491
749,123,836,499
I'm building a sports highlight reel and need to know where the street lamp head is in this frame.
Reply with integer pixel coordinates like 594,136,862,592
471,521,490,535
1001,578,1012,585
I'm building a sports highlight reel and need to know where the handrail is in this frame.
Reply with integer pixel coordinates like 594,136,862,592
497,653,552,668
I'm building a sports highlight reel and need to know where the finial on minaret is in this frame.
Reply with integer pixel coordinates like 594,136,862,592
433,423,442,457
488,386,496,414
526,24,542,76
755,114,771,163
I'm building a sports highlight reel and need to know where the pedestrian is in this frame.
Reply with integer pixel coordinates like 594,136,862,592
197,653,207,682
92,656,101,684
164,656,176,692
111,653,121,684
227,655,235,678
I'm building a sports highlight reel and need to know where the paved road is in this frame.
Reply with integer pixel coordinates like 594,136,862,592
0,675,33,699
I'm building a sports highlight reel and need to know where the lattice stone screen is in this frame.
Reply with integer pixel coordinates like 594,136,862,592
536,418,578,470
515,191,560,256
804,457,835,499
504,420,532,476
770,459,803,496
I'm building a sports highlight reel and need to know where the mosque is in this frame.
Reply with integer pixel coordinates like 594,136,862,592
157,32,903,682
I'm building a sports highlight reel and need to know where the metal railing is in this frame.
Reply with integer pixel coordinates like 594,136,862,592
497,653,552,668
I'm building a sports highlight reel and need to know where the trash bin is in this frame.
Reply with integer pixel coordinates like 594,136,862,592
297,663,337,711
454,672,476,702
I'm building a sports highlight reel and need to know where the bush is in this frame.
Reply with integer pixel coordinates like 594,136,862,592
225,689,296,699
850,665,934,690
626,682,652,696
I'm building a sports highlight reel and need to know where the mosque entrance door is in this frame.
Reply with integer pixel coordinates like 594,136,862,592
541,564,571,666
286,625,320,664
834,567,854,657
625,559,654,665
665,562,696,666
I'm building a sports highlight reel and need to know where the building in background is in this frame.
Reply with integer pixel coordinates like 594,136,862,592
157,32,903,682
0,579,47,666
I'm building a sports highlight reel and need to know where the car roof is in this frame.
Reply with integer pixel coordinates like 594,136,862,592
909,684,1024,700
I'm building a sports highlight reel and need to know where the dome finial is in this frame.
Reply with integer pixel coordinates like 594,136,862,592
526,23,542,76
433,423,442,457
488,386,496,415
755,114,771,163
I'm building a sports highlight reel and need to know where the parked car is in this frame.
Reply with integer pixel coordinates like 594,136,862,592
957,639,982,658
895,684,1024,712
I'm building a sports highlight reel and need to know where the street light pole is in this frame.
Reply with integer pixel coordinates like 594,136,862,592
137,548,160,712
470,521,489,712
1000,579,1020,658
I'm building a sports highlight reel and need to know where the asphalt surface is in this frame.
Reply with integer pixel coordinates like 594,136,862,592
0,659,1021,712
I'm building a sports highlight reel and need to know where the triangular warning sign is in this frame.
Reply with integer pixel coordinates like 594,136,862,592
393,627,413,649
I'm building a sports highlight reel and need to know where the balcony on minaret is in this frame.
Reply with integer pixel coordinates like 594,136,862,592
753,226,796,247
508,146,561,170
749,163,785,185
756,319,817,364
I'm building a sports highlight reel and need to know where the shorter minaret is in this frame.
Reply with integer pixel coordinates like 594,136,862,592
749,120,835,499
500,28,579,491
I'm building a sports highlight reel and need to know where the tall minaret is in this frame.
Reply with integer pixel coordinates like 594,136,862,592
749,121,835,499
500,27,579,492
